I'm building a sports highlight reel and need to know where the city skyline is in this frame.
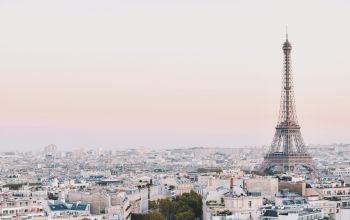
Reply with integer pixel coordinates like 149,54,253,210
1,0,350,150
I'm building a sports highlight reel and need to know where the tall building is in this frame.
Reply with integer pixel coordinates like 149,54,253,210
260,35,314,173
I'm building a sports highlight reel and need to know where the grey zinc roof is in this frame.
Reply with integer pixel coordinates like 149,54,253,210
49,204,68,211
262,210,278,217
49,203,88,211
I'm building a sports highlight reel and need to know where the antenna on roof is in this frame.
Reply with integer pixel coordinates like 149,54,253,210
286,26,289,41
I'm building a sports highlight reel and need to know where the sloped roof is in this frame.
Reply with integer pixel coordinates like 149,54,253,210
49,204,68,211
49,202,88,211
71,203,88,211
262,210,278,217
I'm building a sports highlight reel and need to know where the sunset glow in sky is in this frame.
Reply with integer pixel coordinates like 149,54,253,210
0,0,349,150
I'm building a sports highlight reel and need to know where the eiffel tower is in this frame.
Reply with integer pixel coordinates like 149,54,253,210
260,34,314,173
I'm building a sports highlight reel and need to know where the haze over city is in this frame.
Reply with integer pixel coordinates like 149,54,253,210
0,0,349,150
2,1,350,220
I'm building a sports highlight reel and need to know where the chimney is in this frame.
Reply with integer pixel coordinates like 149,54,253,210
230,178,234,192
243,179,247,192
208,177,213,188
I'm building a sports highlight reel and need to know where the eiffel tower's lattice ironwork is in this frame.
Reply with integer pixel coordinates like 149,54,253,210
260,35,314,173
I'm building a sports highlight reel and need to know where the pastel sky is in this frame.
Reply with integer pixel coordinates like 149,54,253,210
0,0,349,151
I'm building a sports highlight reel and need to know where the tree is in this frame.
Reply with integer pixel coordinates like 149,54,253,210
145,191,202,220
174,191,202,218
147,211,164,220
149,200,158,210
175,210,194,220
159,198,174,219
131,211,164,220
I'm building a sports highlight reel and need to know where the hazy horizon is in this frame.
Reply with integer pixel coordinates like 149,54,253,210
0,0,349,150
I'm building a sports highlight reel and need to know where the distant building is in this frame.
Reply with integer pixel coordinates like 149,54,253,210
45,201,90,218
0,197,45,219
245,176,279,201
202,180,263,220
260,208,323,220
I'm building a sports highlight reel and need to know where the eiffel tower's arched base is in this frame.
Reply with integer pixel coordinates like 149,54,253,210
260,153,315,174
